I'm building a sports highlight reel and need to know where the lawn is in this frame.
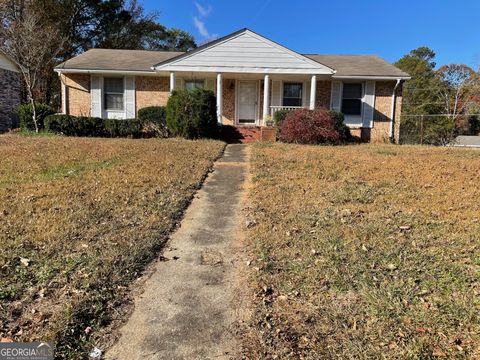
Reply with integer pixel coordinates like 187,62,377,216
0,134,224,358
243,143,480,359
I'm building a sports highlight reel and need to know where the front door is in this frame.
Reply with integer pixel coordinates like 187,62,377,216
238,81,257,124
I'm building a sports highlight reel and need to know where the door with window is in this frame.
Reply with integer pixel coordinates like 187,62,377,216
237,81,258,124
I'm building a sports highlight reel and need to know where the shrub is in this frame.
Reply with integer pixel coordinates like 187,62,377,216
328,110,352,140
273,109,292,127
138,106,167,125
45,115,104,137
280,109,342,144
18,103,55,131
104,118,142,138
166,88,218,139
138,106,168,138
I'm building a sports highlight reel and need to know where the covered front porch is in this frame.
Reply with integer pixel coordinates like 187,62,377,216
168,72,333,127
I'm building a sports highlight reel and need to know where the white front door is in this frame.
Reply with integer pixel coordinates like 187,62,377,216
238,81,257,124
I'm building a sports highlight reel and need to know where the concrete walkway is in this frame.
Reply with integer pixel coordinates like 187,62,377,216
107,144,247,360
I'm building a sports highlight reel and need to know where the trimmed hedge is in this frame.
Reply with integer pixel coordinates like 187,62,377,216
104,118,142,138
45,115,143,138
18,103,55,131
138,106,168,138
280,108,343,144
166,88,218,139
138,106,166,125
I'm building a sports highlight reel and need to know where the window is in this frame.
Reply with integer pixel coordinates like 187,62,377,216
104,77,124,111
185,79,205,91
282,82,303,107
342,83,363,116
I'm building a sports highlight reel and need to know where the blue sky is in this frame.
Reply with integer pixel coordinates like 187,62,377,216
144,0,480,69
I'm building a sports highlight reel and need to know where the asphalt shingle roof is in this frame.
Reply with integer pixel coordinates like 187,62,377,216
305,55,410,78
56,49,409,78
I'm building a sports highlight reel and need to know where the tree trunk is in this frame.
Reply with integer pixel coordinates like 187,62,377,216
28,92,38,133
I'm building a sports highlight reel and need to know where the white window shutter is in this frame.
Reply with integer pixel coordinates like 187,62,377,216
91,75,102,117
206,78,215,91
271,80,281,107
363,81,376,128
124,76,136,118
330,80,342,111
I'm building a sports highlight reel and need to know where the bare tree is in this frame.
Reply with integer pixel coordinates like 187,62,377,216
436,64,480,119
0,2,62,132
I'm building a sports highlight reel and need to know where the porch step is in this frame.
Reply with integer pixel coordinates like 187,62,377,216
220,125,262,144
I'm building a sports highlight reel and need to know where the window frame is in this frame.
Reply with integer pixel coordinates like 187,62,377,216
341,82,364,116
103,77,125,111
185,79,206,91
282,82,303,107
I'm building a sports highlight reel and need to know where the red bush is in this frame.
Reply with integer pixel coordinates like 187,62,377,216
280,109,341,144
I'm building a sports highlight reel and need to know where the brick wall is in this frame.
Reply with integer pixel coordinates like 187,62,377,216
0,69,21,132
222,79,235,125
366,81,403,143
62,74,91,116
316,80,331,109
136,76,169,114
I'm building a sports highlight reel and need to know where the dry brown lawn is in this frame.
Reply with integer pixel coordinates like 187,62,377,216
243,143,480,359
0,134,224,358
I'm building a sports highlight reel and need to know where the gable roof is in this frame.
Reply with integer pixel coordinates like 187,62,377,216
154,29,335,75
306,55,409,79
153,29,335,75
54,29,409,79
55,49,182,73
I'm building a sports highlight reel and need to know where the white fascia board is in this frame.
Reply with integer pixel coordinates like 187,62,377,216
333,75,411,80
54,69,157,76
153,65,333,75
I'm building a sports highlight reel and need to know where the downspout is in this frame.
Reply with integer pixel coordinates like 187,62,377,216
389,79,402,143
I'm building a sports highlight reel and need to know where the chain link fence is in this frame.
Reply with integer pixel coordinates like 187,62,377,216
399,114,480,145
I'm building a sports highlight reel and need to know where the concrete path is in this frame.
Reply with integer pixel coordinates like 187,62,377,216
107,144,247,360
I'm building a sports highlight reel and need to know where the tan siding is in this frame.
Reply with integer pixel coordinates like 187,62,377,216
136,76,169,114
63,74,90,116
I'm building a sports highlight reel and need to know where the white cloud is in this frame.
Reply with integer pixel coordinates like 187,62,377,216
193,2,214,39
195,2,212,17
193,16,210,38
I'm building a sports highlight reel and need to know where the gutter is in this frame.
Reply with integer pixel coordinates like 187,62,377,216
389,79,402,143
333,75,411,81
54,69,157,75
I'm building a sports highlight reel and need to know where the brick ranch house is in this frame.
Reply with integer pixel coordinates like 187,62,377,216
0,52,21,133
55,28,410,142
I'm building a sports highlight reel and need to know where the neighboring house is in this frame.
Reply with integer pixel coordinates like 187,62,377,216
0,52,21,132
55,28,410,142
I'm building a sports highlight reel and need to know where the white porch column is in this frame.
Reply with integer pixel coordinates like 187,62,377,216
309,75,317,110
61,80,68,114
216,73,223,124
263,74,270,120
169,72,176,93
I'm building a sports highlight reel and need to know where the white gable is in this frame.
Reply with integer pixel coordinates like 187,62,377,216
154,30,334,75
0,53,19,72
